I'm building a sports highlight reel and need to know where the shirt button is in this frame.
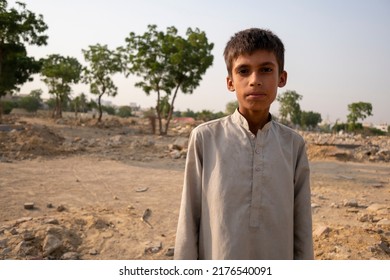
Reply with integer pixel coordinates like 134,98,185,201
255,166,261,172
255,149,260,154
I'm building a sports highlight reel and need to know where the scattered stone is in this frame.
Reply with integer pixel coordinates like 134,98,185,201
313,225,331,237
367,204,388,213
0,238,8,249
23,232,35,241
135,187,148,193
358,214,373,223
61,252,80,260
330,203,340,208
343,199,359,208
45,218,59,225
14,217,33,226
170,150,181,159
145,242,162,254
377,219,390,226
165,247,174,257
378,241,390,254
311,203,321,209
42,234,62,256
57,205,66,212
89,248,98,255
23,202,35,210
46,203,54,208
173,137,189,150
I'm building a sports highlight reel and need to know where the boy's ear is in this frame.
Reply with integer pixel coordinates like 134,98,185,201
226,76,235,92
278,71,287,88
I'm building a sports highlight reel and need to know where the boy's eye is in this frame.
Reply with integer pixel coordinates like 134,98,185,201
237,68,249,75
261,67,273,73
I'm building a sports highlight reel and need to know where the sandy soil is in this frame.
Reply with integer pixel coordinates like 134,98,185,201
0,115,389,260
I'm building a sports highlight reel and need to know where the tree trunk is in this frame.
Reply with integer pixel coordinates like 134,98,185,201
156,90,163,135
97,94,103,122
164,84,181,135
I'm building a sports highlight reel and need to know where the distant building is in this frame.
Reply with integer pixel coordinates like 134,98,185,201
375,123,388,132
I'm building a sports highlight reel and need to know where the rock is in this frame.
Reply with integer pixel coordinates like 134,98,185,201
45,218,59,225
145,242,162,254
378,241,390,254
173,137,188,150
23,232,35,241
367,204,388,213
0,238,8,249
313,225,331,237
165,247,175,257
43,234,62,255
343,199,359,208
89,248,98,255
170,150,181,159
13,217,33,226
377,219,390,226
57,205,66,212
358,214,373,223
61,252,80,260
311,203,321,209
23,202,35,210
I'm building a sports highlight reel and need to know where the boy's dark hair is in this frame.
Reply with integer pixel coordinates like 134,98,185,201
224,28,285,76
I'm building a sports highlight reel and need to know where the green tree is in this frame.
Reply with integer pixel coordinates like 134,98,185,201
70,92,88,116
29,89,43,101
347,102,373,131
0,0,48,119
277,90,302,125
18,94,40,112
82,44,122,122
182,108,196,118
41,54,82,118
225,100,238,115
122,24,214,135
117,105,132,118
300,111,322,130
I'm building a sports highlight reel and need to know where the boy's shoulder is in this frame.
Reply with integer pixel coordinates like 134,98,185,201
192,115,232,133
272,120,306,142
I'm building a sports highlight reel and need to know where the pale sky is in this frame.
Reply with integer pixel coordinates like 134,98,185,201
10,0,390,124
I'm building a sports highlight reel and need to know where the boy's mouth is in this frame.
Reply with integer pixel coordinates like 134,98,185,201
246,92,267,99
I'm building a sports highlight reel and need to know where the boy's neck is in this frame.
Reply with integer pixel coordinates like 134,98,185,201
238,108,271,135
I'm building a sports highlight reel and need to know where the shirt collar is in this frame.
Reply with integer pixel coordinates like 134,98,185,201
232,109,273,133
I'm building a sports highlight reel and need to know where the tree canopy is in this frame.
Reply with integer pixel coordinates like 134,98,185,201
122,24,214,135
0,0,48,96
82,44,122,122
41,54,82,118
277,90,302,125
347,101,373,131
0,0,47,120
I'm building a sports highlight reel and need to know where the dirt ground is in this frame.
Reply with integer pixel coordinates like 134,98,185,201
0,115,389,260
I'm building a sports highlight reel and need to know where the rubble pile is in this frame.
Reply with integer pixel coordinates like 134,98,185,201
302,132,390,162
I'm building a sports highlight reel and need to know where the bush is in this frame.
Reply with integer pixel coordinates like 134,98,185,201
1,99,19,114
102,105,116,115
117,106,132,118
18,95,41,112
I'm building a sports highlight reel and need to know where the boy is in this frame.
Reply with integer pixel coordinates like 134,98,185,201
174,28,313,260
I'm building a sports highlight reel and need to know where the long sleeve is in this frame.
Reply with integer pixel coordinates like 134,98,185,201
174,130,203,260
293,141,314,259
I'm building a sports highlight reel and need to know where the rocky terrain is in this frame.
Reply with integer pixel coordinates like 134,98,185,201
0,114,389,260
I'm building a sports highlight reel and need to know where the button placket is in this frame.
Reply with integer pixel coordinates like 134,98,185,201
249,132,264,227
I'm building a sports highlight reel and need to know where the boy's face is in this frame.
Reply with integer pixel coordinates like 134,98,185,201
226,50,287,116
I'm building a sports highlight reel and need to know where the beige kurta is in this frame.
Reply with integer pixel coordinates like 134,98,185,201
174,109,313,260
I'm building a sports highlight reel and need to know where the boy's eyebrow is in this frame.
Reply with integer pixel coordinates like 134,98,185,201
234,61,277,69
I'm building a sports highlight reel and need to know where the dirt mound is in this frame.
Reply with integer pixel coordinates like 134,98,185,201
0,121,69,161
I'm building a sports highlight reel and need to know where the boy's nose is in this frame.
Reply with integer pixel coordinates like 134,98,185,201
250,73,263,87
